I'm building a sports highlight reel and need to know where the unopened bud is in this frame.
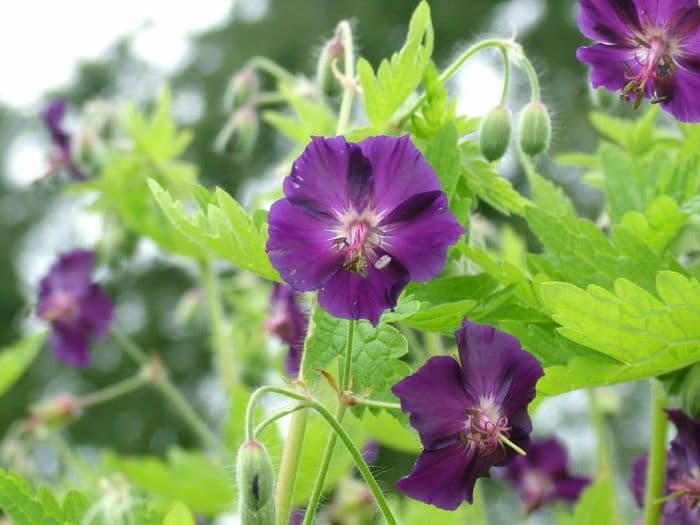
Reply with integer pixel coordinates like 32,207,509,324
316,30,345,97
681,363,700,419
29,393,81,429
518,102,551,157
479,105,512,161
214,107,259,159
225,68,259,111
236,440,275,525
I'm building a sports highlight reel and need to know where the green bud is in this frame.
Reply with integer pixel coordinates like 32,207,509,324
29,393,81,429
680,362,700,419
214,107,259,159
236,440,275,525
316,30,345,97
479,105,512,161
225,68,259,111
518,101,551,157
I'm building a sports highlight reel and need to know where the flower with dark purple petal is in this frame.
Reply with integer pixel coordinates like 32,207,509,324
391,319,543,510
266,135,464,326
36,250,114,367
502,437,590,512
361,440,380,466
576,0,700,122
628,409,700,525
42,99,86,180
266,283,309,377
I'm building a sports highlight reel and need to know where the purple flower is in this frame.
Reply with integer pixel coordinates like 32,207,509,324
36,250,114,367
391,319,543,510
502,437,590,512
289,508,305,525
266,283,309,377
576,0,700,122
266,135,464,326
361,439,380,466
42,99,86,180
628,409,700,525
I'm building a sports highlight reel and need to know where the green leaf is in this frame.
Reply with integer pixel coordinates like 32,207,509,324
361,409,420,453
104,448,233,516
358,1,433,129
425,122,460,202
163,502,195,525
539,271,700,393
558,478,620,525
526,169,577,220
303,307,410,417
149,180,279,280
0,469,64,525
460,142,528,216
0,333,45,398
62,491,90,523
620,195,688,254
589,106,661,156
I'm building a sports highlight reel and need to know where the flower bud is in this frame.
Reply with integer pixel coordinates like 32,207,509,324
28,393,81,429
225,68,259,111
518,102,551,157
680,362,700,419
316,30,345,97
214,107,259,159
236,440,275,525
479,105,512,161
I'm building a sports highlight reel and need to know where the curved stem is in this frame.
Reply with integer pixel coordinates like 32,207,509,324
303,320,355,525
201,260,236,393
498,46,511,105
255,403,307,438
111,327,224,452
79,375,146,409
335,20,356,136
517,54,541,102
352,398,401,411
247,56,297,84
244,385,397,525
643,379,669,525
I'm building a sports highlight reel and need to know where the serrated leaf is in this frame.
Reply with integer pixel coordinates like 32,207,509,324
0,332,45,398
538,271,700,393
303,307,410,415
0,469,65,525
104,448,233,516
425,121,460,202
620,195,688,254
358,1,433,129
558,478,621,525
163,502,195,525
62,491,90,522
262,84,335,145
149,180,279,280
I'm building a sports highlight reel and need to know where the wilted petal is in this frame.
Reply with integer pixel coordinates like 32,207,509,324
267,199,345,291
577,0,640,44
317,252,409,325
392,355,473,450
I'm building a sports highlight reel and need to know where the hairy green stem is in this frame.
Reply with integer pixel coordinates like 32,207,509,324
244,385,397,525
111,327,224,452
352,398,401,411
247,56,297,84
274,408,309,525
303,320,355,525
517,54,541,102
335,20,356,136
79,374,147,409
643,380,669,525
498,46,511,105
201,260,236,393
255,403,307,438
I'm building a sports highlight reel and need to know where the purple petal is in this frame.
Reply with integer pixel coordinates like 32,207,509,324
42,99,70,149
577,0,641,44
361,440,380,466
39,250,95,298
636,0,698,28
283,136,355,216
576,44,638,92
660,66,700,122
317,252,409,325
78,284,114,338
380,192,464,281
673,10,700,58
554,475,591,503
358,135,441,215
667,409,700,479
267,199,345,292
629,452,647,508
50,323,91,367
396,442,490,509
391,355,473,450
455,320,543,418
346,143,374,212
285,342,304,377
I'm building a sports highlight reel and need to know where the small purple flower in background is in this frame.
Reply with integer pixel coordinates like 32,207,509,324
628,409,700,525
266,283,309,377
42,99,86,180
361,439,380,466
391,319,543,510
36,250,114,367
267,135,464,325
289,508,305,525
576,0,700,122
502,437,590,512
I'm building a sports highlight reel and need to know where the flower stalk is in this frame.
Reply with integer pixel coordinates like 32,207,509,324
643,379,669,525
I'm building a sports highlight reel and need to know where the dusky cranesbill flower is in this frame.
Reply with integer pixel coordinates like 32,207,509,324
266,283,309,377
267,135,463,326
502,437,590,512
42,99,86,180
576,0,700,122
36,250,114,367
628,409,700,525
391,319,543,510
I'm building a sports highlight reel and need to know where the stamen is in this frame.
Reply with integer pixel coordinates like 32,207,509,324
374,255,391,270
634,36,651,49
